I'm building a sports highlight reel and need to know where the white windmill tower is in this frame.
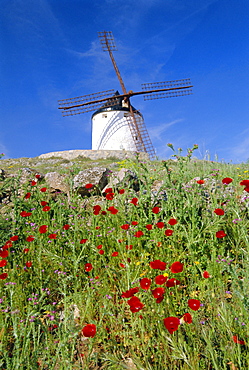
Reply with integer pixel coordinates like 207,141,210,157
91,91,143,151
58,31,193,159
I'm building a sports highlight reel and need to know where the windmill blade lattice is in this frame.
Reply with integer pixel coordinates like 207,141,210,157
58,89,115,108
141,78,191,90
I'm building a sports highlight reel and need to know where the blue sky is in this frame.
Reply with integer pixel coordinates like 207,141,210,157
1,0,248,162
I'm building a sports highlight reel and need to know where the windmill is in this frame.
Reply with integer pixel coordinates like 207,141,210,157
58,31,193,160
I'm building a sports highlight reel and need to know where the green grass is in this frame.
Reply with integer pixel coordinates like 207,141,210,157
0,147,249,369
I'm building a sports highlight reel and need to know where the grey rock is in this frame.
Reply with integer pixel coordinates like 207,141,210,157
106,168,140,192
73,167,110,196
45,172,70,193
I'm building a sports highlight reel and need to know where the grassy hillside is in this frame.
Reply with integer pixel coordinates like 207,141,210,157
0,147,249,369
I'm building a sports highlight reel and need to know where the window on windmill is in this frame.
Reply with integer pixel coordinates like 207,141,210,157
122,99,129,108
102,113,108,118
124,113,129,117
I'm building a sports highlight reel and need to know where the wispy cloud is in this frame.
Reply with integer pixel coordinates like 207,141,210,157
102,0,163,31
229,130,249,163
149,119,183,141
3,0,65,45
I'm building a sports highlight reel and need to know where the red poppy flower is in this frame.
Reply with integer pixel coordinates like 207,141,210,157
127,296,144,313
131,221,138,226
107,206,118,215
145,224,153,230
140,278,151,290
152,206,160,214
24,192,31,199
216,230,226,238
48,234,57,239
150,259,166,271
155,275,167,285
121,287,139,298
188,299,201,311
222,177,233,185
163,317,180,334
240,180,249,187
93,205,101,215
119,189,125,194
85,263,93,272
168,218,178,226
42,206,51,212
85,183,93,189
156,295,164,303
104,188,113,193
35,174,41,179
156,222,165,229
41,201,48,206
82,324,96,338
48,324,58,332
80,239,88,244
25,261,32,268
183,313,192,324
0,260,7,267
120,263,126,268
166,278,181,287
196,180,205,184
214,208,224,216
31,181,37,186
10,235,19,241
99,250,104,255
3,241,12,250
244,187,249,193
134,231,144,238
26,236,35,242
23,248,29,253
0,250,8,258
40,187,47,192
0,273,8,280
96,245,102,250
203,271,210,278
130,197,138,206
165,229,173,236
39,225,48,234
232,335,245,345
20,211,32,217
112,252,118,257
170,261,184,273
106,193,114,200
125,245,133,250
152,287,165,299
63,224,70,230
121,224,130,230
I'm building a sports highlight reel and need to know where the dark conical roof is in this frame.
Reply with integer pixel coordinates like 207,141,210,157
91,91,142,118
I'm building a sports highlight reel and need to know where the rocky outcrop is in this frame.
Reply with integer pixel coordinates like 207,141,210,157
38,149,148,161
